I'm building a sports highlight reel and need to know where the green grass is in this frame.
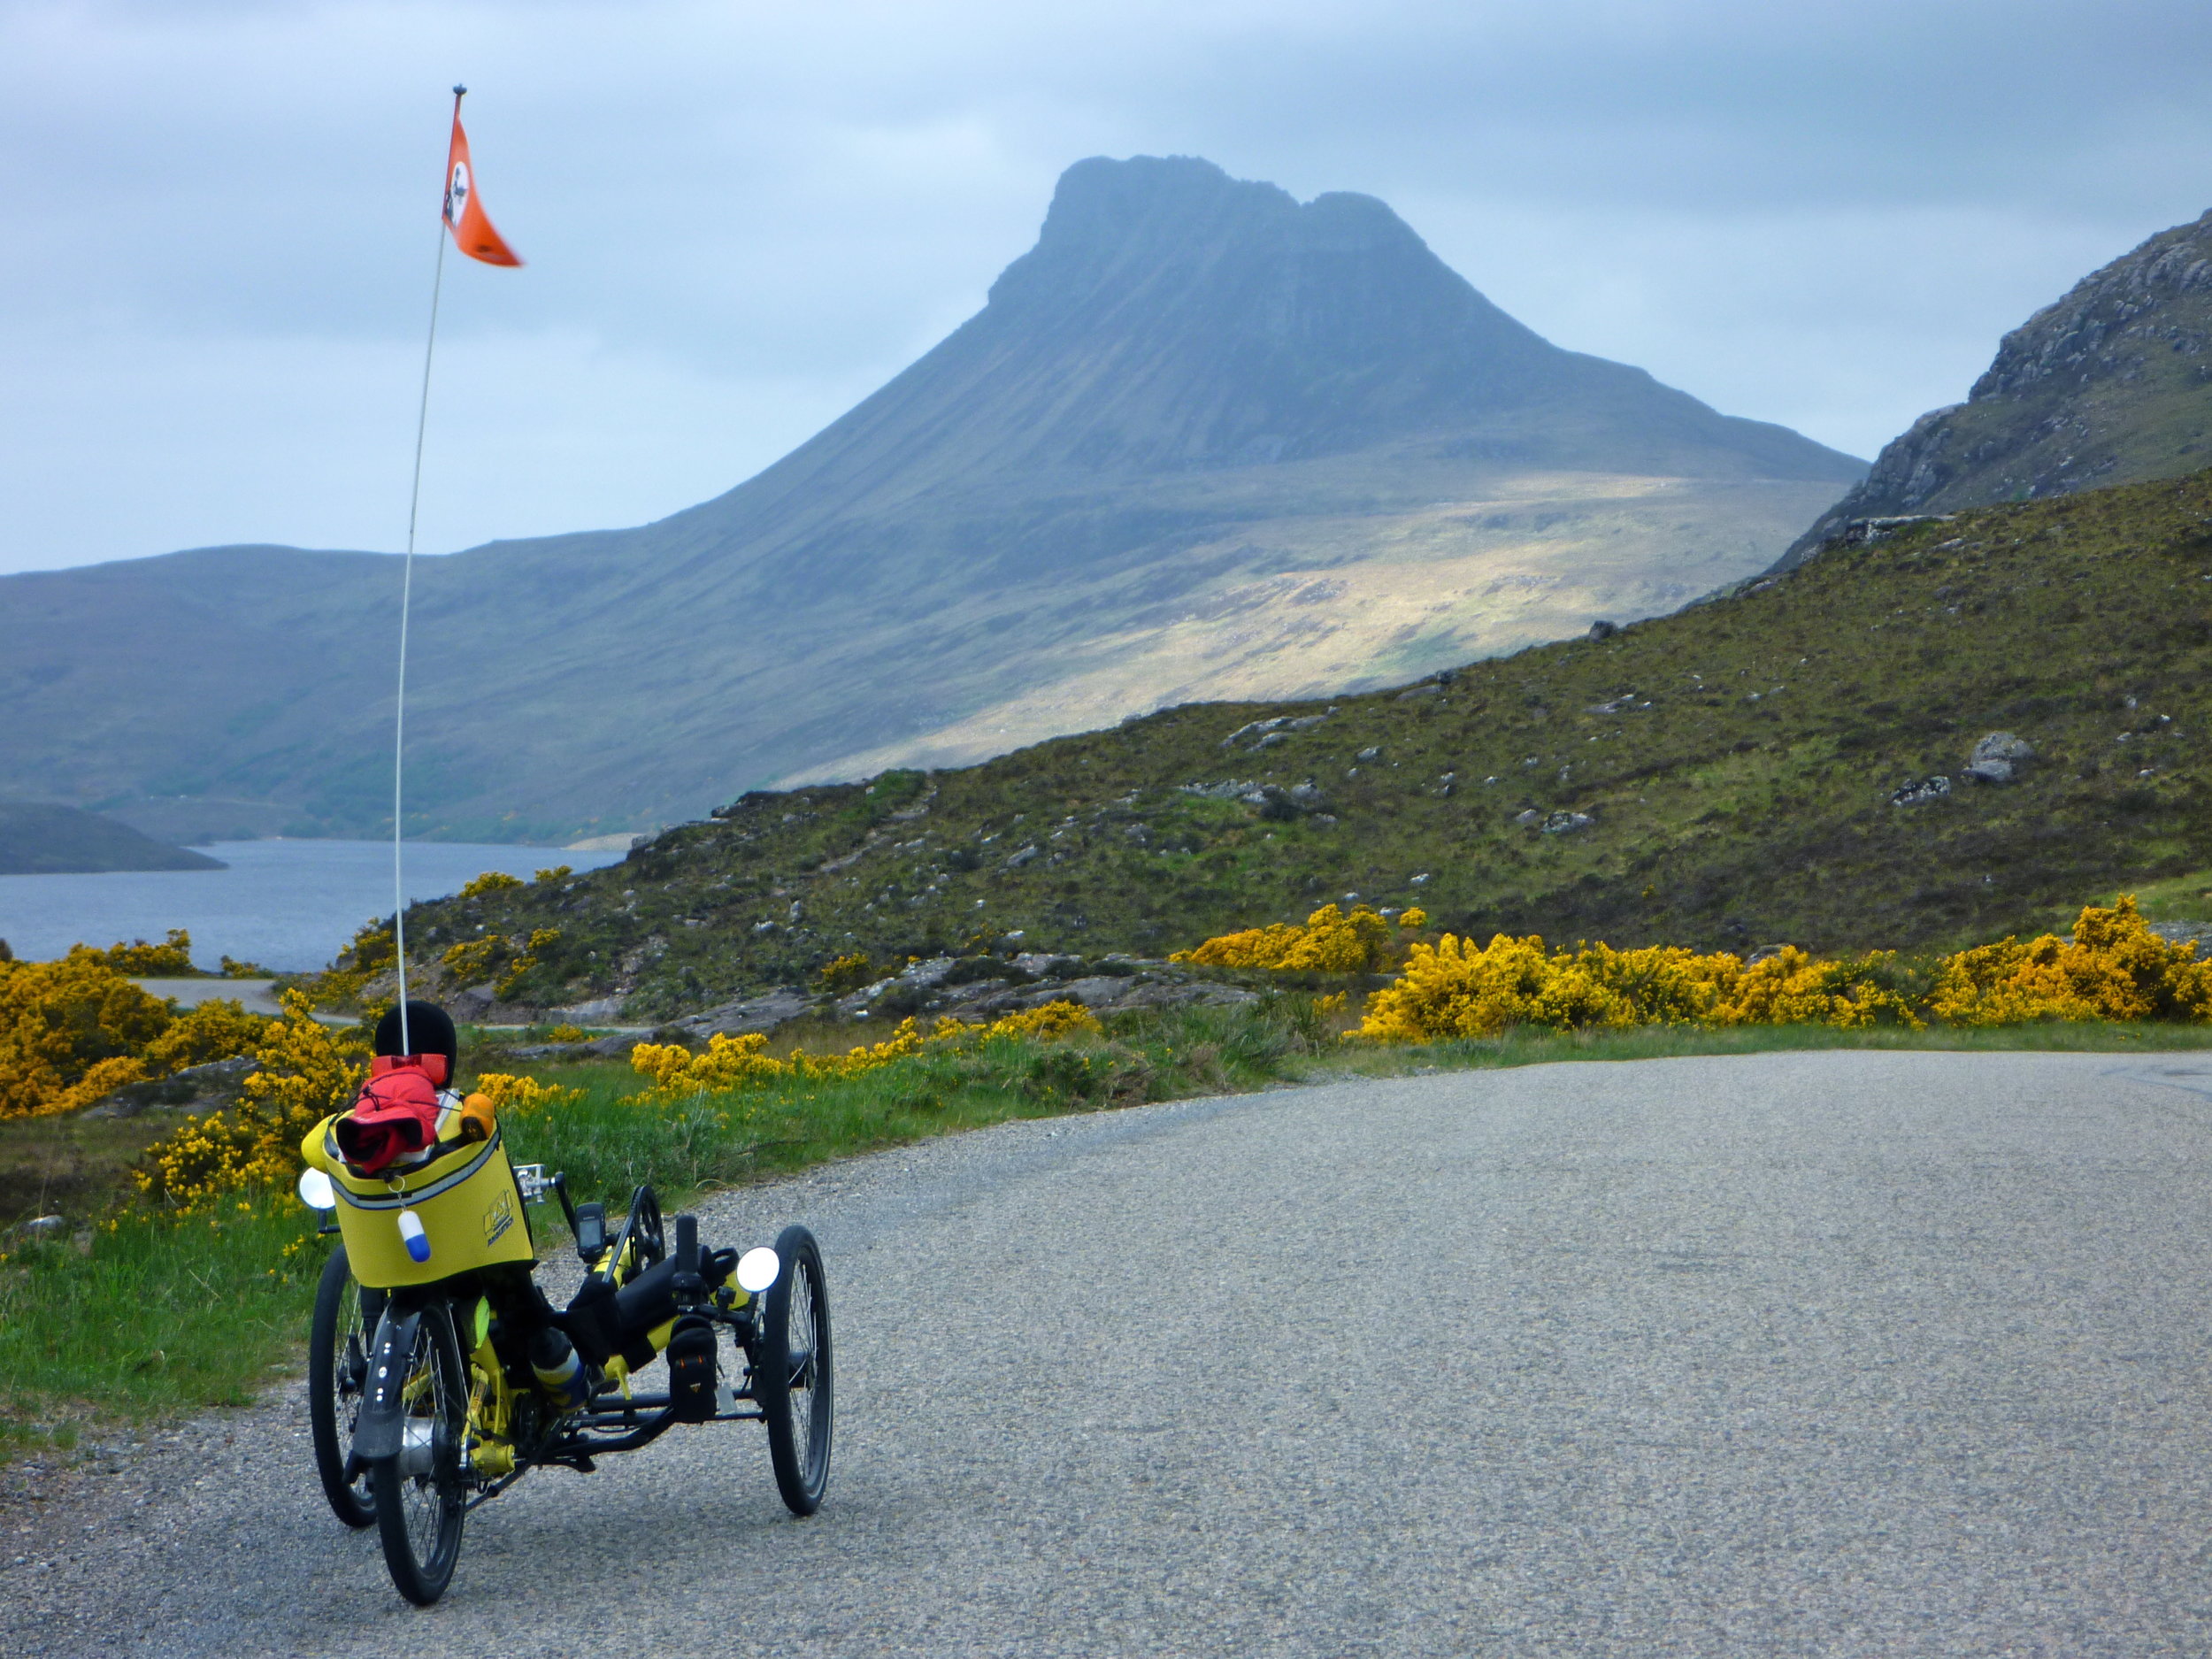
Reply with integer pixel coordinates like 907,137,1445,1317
2114,868,2212,926
408,467,2212,1019
0,1201,321,1450
0,1110,179,1232
12,996,2212,1458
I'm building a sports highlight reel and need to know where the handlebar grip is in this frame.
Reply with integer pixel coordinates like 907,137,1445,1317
674,1213,703,1304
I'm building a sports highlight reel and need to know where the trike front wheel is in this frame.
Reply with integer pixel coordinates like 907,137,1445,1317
370,1299,469,1605
759,1225,833,1516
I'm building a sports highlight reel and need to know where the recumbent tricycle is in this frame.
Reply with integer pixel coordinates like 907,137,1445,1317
295,1002,832,1605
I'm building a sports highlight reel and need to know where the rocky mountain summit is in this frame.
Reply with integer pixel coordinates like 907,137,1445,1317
1778,207,2212,567
0,156,1855,841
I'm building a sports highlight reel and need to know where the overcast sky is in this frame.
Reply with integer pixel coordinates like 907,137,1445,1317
2,0,2208,575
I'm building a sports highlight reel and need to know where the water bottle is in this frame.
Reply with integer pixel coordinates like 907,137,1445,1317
529,1326,589,1411
398,1208,431,1264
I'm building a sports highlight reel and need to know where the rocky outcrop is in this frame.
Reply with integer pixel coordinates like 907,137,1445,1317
1890,776,1953,808
1776,206,2212,569
83,1056,255,1118
836,952,1259,1026
671,988,818,1040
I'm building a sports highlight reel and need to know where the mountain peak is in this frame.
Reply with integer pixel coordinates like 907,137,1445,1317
987,155,1426,324
805,153,1862,482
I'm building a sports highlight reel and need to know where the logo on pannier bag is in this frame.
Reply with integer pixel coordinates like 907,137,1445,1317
483,1189,515,1247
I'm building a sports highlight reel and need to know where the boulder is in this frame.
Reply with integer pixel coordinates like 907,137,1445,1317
557,997,626,1023
1963,731,2035,784
1011,952,1087,979
449,981,500,1021
1588,619,1618,641
1540,810,1594,834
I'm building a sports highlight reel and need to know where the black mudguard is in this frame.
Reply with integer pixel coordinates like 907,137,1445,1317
349,1304,424,1463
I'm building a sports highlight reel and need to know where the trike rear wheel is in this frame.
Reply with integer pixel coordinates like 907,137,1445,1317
760,1225,833,1516
308,1244,379,1528
370,1299,469,1605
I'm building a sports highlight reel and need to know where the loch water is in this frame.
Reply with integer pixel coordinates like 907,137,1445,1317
0,839,626,972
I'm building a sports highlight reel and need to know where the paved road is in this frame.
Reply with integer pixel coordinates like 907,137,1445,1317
12,1049,2212,1656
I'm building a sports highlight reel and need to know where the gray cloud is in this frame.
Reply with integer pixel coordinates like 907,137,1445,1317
1,0,2207,572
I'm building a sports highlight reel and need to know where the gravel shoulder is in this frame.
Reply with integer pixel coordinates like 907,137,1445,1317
10,1049,2212,1657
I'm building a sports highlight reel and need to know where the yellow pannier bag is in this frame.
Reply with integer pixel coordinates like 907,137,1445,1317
302,1114,536,1290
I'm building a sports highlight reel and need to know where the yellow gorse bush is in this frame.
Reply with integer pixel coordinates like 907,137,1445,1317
81,929,197,975
1171,904,1395,972
630,1000,1104,1099
814,952,877,994
134,991,370,1210
300,918,397,1009
498,928,561,998
468,1071,581,1117
0,938,273,1120
1929,895,2212,1025
1348,897,2209,1042
458,871,525,899
1355,935,1920,1041
439,926,560,998
442,936,502,982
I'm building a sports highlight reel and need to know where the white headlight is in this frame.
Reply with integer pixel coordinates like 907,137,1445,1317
297,1168,337,1211
735,1247,780,1294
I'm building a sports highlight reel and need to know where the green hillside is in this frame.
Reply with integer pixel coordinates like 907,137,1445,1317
402,469,2212,1019
1780,205,2212,565
0,801,221,875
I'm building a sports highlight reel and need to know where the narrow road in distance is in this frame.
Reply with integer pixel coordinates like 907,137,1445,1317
12,1049,2212,1656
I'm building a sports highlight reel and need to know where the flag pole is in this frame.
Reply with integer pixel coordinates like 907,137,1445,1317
392,84,465,1056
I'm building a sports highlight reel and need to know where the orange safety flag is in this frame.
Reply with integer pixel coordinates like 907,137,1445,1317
443,98,522,267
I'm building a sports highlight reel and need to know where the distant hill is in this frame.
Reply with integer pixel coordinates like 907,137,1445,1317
0,802,223,875
0,156,1861,842
1778,206,2212,567
417,467,2212,1020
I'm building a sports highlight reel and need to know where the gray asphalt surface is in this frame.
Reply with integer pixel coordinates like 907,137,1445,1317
12,1048,2212,1656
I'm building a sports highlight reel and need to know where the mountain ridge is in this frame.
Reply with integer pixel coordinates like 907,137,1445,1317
1777,204,2212,567
0,155,1859,840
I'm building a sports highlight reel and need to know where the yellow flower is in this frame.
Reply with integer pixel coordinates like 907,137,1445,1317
0,942,268,1119
133,990,370,1212
1171,904,1395,972
1929,896,2212,1025
627,1001,1103,1100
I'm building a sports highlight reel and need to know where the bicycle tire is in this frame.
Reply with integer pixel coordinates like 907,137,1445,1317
308,1245,378,1528
759,1224,833,1516
370,1299,469,1605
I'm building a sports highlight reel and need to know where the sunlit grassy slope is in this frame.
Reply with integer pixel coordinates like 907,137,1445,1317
414,469,2212,1018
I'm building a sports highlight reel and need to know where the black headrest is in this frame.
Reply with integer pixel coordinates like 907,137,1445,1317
374,1000,458,1070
